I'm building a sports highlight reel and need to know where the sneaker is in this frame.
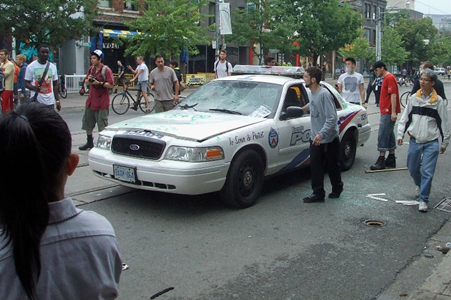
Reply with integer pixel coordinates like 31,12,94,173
303,194,325,203
370,156,385,170
385,154,396,168
419,201,428,212
145,109,151,114
131,104,138,111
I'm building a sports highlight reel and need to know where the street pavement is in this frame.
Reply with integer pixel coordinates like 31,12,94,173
59,77,451,299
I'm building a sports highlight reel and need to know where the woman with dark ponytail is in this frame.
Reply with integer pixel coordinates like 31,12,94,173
0,103,122,299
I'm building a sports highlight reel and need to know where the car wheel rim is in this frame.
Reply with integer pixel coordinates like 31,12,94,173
239,163,255,196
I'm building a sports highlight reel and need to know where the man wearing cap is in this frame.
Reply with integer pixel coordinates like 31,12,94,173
24,44,60,111
79,49,114,150
370,60,401,170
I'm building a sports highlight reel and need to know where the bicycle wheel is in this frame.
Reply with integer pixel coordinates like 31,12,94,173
138,91,156,113
59,86,67,99
400,91,411,108
112,93,130,115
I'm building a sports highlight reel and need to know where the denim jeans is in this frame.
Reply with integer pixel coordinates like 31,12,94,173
407,138,439,203
377,114,396,152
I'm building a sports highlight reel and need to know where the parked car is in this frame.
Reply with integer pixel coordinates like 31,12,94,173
434,67,446,76
88,66,371,208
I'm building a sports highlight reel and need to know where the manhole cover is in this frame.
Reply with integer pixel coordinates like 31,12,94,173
363,219,386,226
434,198,451,213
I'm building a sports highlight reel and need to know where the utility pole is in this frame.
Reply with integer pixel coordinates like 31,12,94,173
215,0,223,55
376,7,382,61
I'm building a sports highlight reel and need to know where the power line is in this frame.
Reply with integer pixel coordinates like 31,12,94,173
415,0,451,15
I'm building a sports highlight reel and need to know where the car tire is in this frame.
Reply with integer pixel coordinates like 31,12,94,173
340,130,356,171
220,149,264,209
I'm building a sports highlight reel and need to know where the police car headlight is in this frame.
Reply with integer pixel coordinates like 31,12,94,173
96,135,112,150
165,146,224,162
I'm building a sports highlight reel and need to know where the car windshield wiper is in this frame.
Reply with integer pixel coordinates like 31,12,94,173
179,103,198,110
209,108,242,115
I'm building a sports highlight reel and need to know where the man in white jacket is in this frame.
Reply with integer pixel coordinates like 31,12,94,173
397,68,450,212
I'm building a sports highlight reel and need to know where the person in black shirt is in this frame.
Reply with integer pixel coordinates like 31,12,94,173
411,62,446,100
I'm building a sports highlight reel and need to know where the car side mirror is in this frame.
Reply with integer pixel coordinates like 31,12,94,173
280,106,304,120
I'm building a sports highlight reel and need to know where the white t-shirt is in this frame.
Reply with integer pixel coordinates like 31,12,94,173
337,72,364,104
137,63,149,82
25,61,58,105
214,60,232,78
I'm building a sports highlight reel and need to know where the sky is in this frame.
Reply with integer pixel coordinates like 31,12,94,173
414,0,451,15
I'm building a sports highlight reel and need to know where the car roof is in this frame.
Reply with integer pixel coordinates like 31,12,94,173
215,75,300,85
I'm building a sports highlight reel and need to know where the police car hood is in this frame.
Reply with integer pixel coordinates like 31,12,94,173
107,111,266,142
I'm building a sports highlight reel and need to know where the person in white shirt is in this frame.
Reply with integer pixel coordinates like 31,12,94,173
337,57,366,108
24,44,61,111
0,104,122,300
128,56,151,113
214,49,232,78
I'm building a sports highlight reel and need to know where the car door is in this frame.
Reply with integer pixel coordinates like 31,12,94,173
275,83,312,173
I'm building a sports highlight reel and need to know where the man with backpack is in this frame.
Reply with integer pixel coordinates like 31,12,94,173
214,50,232,78
79,50,114,150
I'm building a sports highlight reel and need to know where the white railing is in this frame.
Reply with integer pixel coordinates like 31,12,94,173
65,75,86,93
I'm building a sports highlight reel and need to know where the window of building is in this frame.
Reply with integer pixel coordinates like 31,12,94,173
124,1,137,11
98,0,111,8
209,2,215,26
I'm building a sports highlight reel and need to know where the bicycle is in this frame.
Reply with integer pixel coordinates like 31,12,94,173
58,75,67,99
111,81,156,115
400,91,411,108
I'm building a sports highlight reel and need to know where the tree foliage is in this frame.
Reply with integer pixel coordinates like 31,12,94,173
339,30,373,62
425,32,451,66
226,0,297,65
289,0,362,66
125,0,214,58
380,26,410,66
0,0,98,48
390,15,438,64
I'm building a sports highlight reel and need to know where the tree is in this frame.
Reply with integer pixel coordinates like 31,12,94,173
338,30,373,62
226,0,297,65
391,15,438,64
289,0,362,66
0,0,98,48
124,0,214,58
426,32,451,66
380,26,410,66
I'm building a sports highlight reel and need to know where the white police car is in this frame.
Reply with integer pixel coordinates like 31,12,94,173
88,65,370,208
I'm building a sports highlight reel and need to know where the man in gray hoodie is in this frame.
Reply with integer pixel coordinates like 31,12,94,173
302,67,343,203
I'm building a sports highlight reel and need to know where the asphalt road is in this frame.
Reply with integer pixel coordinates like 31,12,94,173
62,82,451,300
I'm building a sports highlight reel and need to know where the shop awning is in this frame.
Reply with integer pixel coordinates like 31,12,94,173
100,29,140,38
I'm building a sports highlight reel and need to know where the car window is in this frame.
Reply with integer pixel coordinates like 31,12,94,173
304,83,342,111
175,80,282,118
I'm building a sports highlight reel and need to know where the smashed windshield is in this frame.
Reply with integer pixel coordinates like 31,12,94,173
175,80,282,118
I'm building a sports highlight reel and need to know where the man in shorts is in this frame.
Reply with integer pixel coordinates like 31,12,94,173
128,56,151,113
79,50,114,150
0,49,16,114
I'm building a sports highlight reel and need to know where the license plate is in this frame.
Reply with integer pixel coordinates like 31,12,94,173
113,165,137,183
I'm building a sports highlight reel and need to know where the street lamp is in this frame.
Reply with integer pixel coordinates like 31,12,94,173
376,1,410,61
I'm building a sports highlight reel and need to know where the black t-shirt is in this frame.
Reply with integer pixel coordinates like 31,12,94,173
118,65,125,79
